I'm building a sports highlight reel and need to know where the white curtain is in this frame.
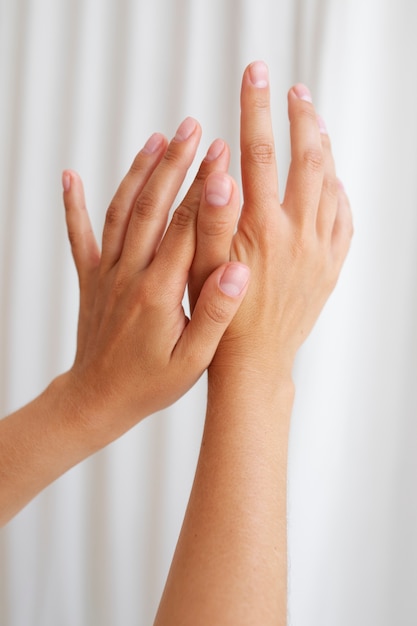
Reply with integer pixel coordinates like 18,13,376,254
1,1,416,624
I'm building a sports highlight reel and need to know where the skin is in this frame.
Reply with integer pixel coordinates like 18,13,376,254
0,121,249,526
0,60,352,624
154,62,353,625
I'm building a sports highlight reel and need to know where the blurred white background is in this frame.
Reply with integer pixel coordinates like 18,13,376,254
1,0,417,624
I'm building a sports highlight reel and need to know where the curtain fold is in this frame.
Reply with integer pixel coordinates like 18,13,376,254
1,1,416,624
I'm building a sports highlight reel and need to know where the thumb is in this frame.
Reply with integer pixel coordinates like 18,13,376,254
174,262,250,369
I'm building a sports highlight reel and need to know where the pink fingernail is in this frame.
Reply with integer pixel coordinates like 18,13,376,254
219,264,250,297
317,115,328,134
249,61,269,88
174,117,197,141
205,173,232,206
293,83,313,102
142,133,164,154
205,139,225,162
62,171,71,192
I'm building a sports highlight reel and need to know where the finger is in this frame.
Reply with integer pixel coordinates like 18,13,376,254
153,171,239,305
282,85,324,225
189,171,240,312
62,170,100,286
240,61,280,224
153,138,230,291
100,133,168,274
119,117,202,273
331,182,354,269
178,138,230,225
173,262,250,373
314,117,340,240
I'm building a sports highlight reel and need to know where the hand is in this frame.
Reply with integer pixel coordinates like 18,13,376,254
61,120,249,443
190,62,353,382
154,65,352,625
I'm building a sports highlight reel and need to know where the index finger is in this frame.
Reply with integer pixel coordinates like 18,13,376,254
240,61,280,217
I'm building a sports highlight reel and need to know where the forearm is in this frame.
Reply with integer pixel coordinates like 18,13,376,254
0,373,101,526
155,363,294,625
156,60,352,625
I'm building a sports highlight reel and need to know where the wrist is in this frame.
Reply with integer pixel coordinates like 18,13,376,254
208,352,295,429
42,372,107,455
209,345,295,394
54,370,127,452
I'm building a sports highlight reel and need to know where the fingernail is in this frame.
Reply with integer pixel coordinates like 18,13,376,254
219,263,250,297
337,178,345,191
174,117,197,141
249,61,269,88
142,132,164,154
62,171,71,192
317,115,328,134
205,173,232,206
293,83,313,102
205,138,225,162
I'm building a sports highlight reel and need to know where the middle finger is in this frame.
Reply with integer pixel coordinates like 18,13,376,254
119,117,202,274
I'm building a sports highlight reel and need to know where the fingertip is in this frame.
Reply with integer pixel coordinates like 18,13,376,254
247,60,269,89
62,170,72,193
173,117,200,142
62,169,83,194
290,83,313,103
218,262,250,298
317,114,328,135
337,178,345,193
141,132,167,155
204,172,234,207
204,138,226,162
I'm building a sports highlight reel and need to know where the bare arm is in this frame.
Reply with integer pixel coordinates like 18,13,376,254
155,62,353,625
0,129,249,526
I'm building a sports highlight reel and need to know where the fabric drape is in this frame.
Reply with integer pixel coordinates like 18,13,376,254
1,1,417,624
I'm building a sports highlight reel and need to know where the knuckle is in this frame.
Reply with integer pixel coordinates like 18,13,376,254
244,140,276,166
104,268,127,299
112,275,126,297
163,146,184,167
171,202,196,230
138,277,158,307
290,232,314,259
290,237,306,259
133,192,156,221
199,214,232,238
127,274,161,311
204,297,230,325
252,92,270,111
178,179,202,220
320,132,332,150
129,153,145,174
300,147,324,173
194,164,209,185
105,203,120,227
253,216,279,249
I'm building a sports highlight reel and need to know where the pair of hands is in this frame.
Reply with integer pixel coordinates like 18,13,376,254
62,62,352,444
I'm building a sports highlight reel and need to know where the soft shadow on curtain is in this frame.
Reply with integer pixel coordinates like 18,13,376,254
1,1,417,625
